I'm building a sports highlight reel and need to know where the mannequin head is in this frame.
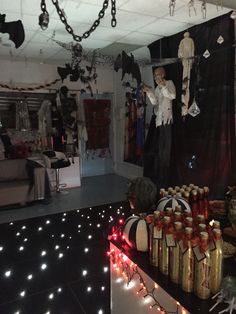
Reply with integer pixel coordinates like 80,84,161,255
154,67,166,85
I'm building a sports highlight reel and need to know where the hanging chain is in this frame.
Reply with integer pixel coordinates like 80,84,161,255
40,0,49,16
111,0,117,27
51,0,116,42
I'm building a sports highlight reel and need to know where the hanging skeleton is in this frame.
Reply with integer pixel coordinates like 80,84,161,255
178,31,195,117
53,39,97,95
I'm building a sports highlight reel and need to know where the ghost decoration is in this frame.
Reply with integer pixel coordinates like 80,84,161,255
178,32,195,117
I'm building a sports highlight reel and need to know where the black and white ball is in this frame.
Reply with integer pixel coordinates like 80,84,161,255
122,215,148,252
156,196,191,212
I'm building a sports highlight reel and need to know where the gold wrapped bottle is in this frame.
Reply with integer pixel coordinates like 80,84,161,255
194,232,211,299
169,222,182,284
149,211,162,267
159,216,172,275
210,228,223,295
181,227,194,293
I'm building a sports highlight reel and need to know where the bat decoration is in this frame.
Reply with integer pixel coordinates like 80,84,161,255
114,51,142,86
0,13,25,48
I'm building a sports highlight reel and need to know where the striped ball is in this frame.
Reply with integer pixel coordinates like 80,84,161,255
157,196,191,212
122,215,149,252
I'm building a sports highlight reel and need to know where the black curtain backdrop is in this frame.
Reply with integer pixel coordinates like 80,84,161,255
147,12,236,199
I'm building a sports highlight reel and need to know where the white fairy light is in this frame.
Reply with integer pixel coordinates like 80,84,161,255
101,286,105,291
27,274,33,280
38,227,43,231
88,235,92,239
103,266,108,273
51,235,55,238
81,214,84,218
41,250,47,256
9,222,14,225
89,223,92,226
41,263,47,270
69,236,72,239
87,286,92,292
19,246,24,251
101,215,104,218
109,206,112,209
77,209,80,213
84,248,89,253
78,224,81,228
61,234,65,238
62,218,66,222
20,290,26,297
63,213,67,216
0,246,3,252
98,309,104,314
82,270,88,276
24,238,28,242
89,207,92,210
57,287,62,293
48,293,54,299
4,270,12,277
66,246,70,249
55,245,60,250
16,232,20,237
58,253,64,259
46,220,50,224
97,224,101,228
21,226,26,230
14,311,20,314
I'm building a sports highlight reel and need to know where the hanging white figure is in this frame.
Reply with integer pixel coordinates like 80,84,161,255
38,99,52,138
178,31,195,117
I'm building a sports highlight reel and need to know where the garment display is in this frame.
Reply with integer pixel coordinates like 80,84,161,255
144,70,176,190
145,80,176,127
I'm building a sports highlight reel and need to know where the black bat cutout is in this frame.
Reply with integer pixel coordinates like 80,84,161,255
114,50,142,86
0,13,25,48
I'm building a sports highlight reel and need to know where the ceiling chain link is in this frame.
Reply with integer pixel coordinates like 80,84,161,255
41,0,117,42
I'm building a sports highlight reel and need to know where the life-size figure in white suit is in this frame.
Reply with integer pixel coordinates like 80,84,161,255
178,31,195,116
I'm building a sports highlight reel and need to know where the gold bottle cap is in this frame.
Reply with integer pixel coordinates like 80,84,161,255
175,205,182,212
198,188,204,194
165,207,173,213
199,223,206,231
176,192,182,198
186,217,193,222
200,231,209,239
164,216,171,224
174,212,182,218
212,220,220,229
175,186,180,191
168,187,174,192
154,211,160,218
180,188,185,194
184,191,190,198
182,185,187,189
197,214,205,222
194,185,199,190
191,189,197,196
160,188,165,192
203,186,209,192
174,221,182,230
189,183,194,188
212,228,222,238
185,227,193,234
171,190,176,196
186,187,192,192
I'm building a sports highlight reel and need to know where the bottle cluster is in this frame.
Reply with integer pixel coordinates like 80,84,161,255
160,184,210,220
149,208,223,299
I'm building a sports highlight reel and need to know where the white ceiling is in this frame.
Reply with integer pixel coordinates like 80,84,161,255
0,0,234,65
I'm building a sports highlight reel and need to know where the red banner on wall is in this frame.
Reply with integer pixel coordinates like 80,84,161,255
83,99,111,150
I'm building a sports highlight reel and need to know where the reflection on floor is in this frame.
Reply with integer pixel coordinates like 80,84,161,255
0,201,130,314
0,174,129,224
0,174,130,314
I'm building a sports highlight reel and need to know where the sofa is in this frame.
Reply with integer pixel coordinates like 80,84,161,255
0,158,47,207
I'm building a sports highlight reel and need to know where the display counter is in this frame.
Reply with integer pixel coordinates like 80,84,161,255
110,239,236,314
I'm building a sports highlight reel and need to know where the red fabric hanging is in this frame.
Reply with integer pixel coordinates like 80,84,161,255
83,99,111,150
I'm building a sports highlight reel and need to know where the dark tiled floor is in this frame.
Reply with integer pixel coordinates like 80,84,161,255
0,198,130,314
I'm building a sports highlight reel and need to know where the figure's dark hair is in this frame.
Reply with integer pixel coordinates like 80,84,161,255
126,177,157,214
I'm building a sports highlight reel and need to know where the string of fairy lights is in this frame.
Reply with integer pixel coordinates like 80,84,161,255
108,249,182,314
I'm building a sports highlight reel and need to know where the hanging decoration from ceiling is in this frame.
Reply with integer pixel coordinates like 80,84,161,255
178,31,195,117
0,13,25,48
0,78,60,91
39,0,117,41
